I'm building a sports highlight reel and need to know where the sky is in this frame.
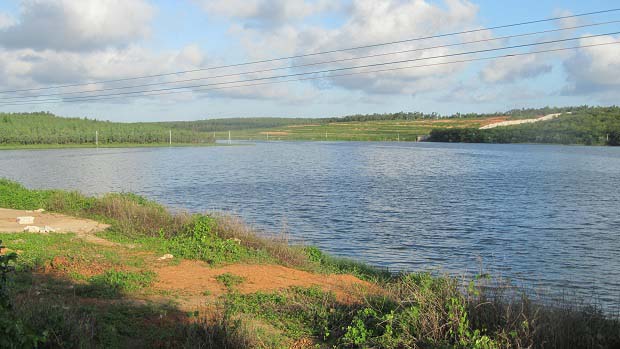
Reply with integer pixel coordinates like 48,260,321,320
0,0,618,122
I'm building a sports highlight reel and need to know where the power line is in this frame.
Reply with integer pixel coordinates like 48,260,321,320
2,31,616,104
0,7,618,95
2,20,617,101
1,41,617,106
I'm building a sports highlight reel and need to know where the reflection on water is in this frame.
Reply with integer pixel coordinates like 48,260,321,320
1,142,619,309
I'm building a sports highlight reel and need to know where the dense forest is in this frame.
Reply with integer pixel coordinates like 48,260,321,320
428,106,620,146
0,112,213,145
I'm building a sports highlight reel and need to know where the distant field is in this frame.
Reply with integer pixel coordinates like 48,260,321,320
210,117,508,141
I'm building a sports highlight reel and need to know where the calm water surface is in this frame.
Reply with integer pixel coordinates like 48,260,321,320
1,142,619,308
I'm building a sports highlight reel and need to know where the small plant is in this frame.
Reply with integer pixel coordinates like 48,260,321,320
78,270,156,298
216,273,245,292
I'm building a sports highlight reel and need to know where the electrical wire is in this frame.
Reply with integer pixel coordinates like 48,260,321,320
0,7,618,95
1,41,616,106
1,20,617,101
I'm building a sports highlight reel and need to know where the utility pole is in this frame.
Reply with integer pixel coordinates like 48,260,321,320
95,130,98,148
169,130,172,145
228,130,231,144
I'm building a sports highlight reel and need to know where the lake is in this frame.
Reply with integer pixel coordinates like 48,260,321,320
1,141,619,309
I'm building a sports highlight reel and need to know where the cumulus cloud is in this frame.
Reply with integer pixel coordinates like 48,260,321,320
302,0,482,95
0,44,210,98
480,55,552,83
0,42,319,105
562,34,620,96
198,0,337,29
0,0,154,52
209,0,485,98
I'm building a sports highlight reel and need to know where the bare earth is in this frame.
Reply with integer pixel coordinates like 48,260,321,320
479,113,562,129
154,260,374,307
0,207,112,245
0,208,109,233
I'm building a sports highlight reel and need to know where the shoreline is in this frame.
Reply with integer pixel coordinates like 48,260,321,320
0,142,216,150
1,179,618,348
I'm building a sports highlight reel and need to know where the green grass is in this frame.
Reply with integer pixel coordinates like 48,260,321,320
304,246,391,281
1,232,100,270
78,270,156,298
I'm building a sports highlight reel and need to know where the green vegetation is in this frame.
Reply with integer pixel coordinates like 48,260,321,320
0,111,214,147
79,270,156,298
429,106,620,146
216,272,246,291
198,118,492,142
161,105,620,144
0,179,619,348
3,106,618,146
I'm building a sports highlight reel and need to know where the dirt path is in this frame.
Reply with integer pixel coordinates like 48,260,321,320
0,207,112,245
154,260,376,309
479,113,563,129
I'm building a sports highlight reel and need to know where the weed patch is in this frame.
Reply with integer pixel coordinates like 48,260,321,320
216,272,246,292
77,270,156,298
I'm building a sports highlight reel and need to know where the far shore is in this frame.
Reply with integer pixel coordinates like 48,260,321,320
0,142,217,150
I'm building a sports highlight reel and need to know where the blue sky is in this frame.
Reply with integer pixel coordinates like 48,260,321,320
0,0,619,122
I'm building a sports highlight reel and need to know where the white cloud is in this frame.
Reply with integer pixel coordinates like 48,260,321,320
208,0,484,98
0,12,15,29
480,55,552,83
0,42,318,105
562,34,620,98
0,0,154,52
198,0,337,28
0,44,210,97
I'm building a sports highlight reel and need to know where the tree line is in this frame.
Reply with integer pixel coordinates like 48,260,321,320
0,112,214,145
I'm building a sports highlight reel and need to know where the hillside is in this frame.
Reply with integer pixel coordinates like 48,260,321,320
0,112,214,147
163,115,507,142
428,106,620,145
160,106,603,142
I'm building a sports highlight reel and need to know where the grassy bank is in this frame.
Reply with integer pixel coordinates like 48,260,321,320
1,179,619,348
